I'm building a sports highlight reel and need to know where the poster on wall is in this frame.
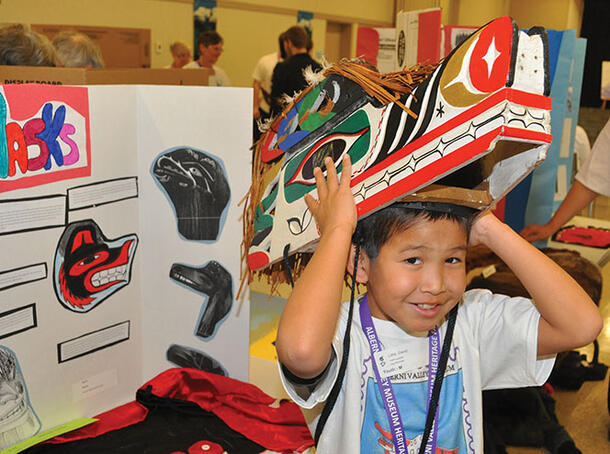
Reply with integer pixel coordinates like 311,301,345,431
193,0,217,58
0,83,251,449
441,25,478,58
356,27,396,73
395,8,441,69
297,10,314,39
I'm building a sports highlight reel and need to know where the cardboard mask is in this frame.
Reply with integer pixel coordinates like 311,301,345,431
245,16,552,272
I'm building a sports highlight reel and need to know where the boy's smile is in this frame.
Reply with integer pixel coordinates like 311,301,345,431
360,218,467,334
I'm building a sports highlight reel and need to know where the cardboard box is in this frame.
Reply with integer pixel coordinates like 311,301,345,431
0,66,209,86
32,24,151,69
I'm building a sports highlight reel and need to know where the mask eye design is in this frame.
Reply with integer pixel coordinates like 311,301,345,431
283,116,370,204
287,209,313,236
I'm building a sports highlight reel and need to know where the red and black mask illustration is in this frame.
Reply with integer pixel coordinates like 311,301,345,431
152,147,230,241
53,219,138,312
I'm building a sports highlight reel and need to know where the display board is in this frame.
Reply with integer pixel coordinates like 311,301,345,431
519,31,586,237
0,83,251,449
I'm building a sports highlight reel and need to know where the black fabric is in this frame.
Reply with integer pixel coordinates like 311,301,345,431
549,350,608,390
24,387,265,454
314,242,360,445
482,387,581,454
270,53,322,116
579,0,610,106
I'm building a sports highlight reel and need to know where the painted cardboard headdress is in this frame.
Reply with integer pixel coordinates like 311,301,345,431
242,16,551,285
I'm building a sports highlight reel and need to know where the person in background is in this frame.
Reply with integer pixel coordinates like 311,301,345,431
166,40,192,69
0,23,57,66
521,118,610,242
252,32,285,141
184,30,230,87
52,30,104,68
270,26,321,116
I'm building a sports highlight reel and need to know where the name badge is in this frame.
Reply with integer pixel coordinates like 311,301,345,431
374,345,427,379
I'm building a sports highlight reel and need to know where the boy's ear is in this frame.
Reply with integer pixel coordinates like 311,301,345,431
347,244,370,284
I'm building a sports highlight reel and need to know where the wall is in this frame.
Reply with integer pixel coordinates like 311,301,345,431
214,0,394,87
510,0,584,34
0,0,585,85
215,7,327,88
0,0,193,68
453,0,510,26
222,0,395,25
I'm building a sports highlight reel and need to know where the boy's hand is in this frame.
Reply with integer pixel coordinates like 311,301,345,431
468,210,501,247
304,155,357,237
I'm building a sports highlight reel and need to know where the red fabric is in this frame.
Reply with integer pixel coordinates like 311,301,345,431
46,368,314,452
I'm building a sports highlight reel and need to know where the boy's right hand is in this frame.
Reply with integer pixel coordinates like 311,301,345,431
304,155,357,238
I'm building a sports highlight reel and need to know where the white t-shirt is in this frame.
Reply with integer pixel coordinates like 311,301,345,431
280,289,555,454
183,61,231,87
252,52,280,95
576,118,610,197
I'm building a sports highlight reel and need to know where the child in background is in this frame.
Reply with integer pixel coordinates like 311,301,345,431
276,155,601,453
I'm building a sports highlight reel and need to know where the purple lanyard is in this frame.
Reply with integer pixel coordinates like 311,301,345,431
360,295,440,454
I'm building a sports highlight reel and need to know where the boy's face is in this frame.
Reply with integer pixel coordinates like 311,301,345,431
361,217,467,334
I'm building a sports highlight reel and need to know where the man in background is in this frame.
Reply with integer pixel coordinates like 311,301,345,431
252,32,285,141
52,30,104,68
270,26,322,117
184,30,230,87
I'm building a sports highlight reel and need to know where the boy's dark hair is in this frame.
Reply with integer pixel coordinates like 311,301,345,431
197,31,223,48
353,202,477,260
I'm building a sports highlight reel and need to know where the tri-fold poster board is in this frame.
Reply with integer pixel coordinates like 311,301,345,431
0,83,251,448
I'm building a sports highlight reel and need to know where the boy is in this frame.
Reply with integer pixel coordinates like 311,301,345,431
276,155,602,453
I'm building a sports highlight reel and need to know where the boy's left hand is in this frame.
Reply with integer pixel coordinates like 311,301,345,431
468,210,500,247
304,155,357,238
